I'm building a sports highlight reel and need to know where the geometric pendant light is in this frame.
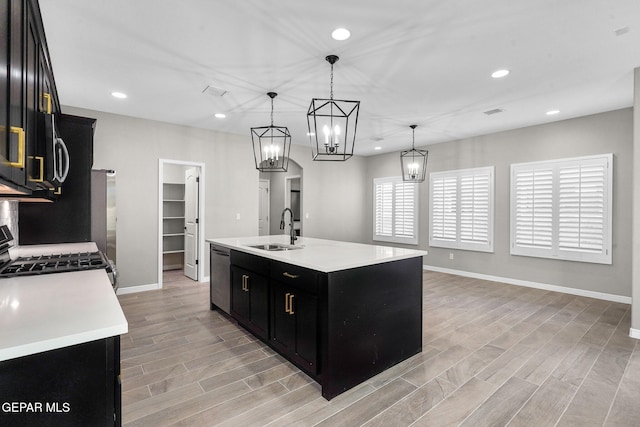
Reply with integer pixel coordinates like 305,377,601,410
307,55,360,161
400,125,428,182
251,92,291,172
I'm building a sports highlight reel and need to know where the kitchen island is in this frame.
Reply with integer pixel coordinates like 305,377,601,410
0,243,127,426
207,235,427,400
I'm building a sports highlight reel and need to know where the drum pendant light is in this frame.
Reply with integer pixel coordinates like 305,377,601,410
307,55,360,161
400,125,428,182
251,92,291,172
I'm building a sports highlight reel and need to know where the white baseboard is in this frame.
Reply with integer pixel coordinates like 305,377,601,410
116,283,161,295
629,328,640,339
423,265,632,304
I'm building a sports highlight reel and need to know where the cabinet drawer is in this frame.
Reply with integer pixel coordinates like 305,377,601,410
231,250,270,276
270,261,319,294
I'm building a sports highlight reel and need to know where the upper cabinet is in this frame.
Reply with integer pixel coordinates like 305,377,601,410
0,0,62,197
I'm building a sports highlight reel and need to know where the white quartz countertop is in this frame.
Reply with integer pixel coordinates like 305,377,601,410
207,235,427,273
0,243,128,362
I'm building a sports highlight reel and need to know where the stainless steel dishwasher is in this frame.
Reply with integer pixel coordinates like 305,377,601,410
210,244,231,314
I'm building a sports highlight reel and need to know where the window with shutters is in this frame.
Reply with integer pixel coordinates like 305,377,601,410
429,167,494,252
373,177,418,244
510,154,612,264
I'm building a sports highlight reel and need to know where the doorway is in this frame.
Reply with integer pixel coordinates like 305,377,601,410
258,158,302,236
258,179,270,236
158,159,206,288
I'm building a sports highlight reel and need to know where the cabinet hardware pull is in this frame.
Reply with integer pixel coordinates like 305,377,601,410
285,292,290,313
282,272,299,279
8,127,25,168
27,156,44,182
242,275,249,291
289,294,295,315
43,93,52,114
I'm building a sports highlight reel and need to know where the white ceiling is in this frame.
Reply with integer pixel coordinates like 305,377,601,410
38,0,640,156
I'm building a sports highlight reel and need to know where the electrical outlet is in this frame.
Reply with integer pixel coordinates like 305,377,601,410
449,252,454,260
236,213,241,220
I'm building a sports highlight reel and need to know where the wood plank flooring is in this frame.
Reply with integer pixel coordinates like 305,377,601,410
117,270,640,426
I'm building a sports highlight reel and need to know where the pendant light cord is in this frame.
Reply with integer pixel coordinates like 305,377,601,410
330,62,334,100
412,127,416,149
270,96,274,126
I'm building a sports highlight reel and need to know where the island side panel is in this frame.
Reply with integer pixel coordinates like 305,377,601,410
321,256,423,400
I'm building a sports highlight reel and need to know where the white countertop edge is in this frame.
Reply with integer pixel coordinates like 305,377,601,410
207,236,427,273
0,323,128,362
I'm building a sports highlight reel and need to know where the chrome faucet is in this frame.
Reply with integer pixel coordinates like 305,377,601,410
280,208,297,245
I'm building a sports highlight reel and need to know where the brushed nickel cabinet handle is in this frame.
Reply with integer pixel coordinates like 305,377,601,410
285,292,290,313
282,272,299,279
289,294,294,315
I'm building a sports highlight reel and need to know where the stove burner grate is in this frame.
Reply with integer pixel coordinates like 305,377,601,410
0,251,109,278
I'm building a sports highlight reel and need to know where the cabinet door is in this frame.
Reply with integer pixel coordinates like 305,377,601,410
231,265,250,321
1,0,27,187
230,265,268,340
0,2,8,179
23,4,39,189
248,271,269,338
271,281,318,374
271,281,295,350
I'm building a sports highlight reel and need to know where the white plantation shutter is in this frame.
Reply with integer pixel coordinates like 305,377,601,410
429,167,494,252
394,182,416,239
513,168,553,250
460,172,491,245
373,177,418,244
510,154,612,264
374,181,393,237
558,160,606,254
431,176,457,242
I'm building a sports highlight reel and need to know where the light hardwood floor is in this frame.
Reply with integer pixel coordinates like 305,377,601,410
117,270,640,426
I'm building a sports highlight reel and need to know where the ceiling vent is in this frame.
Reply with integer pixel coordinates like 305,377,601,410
484,108,504,115
203,85,228,97
614,26,630,36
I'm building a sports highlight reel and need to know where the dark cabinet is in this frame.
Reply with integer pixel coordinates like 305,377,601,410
0,336,121,427
230,264,269,340
0,0,28,193
270,280,318,375
228,251,320,376
0,0,62,195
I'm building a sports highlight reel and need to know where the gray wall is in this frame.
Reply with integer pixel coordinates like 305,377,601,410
63,106,368,289
366,108,633,298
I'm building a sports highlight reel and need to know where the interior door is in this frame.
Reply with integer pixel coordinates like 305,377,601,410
258,179,269,236
184,167,199,280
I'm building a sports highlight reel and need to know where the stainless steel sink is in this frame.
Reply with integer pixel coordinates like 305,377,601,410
247,243,303,251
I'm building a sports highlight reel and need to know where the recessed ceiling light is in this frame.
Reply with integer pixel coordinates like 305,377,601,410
374,146,382,150
214,113,226,119
331,28,351,41
111,91,127,99
546,110,560,115
491,69,510,79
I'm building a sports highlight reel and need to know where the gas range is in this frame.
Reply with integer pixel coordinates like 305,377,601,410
0,251,109,278
0,225,112,280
